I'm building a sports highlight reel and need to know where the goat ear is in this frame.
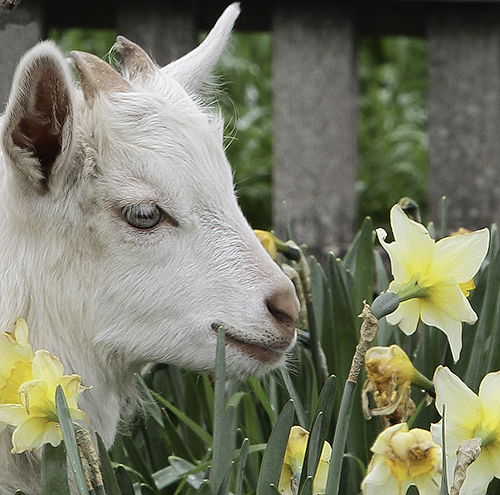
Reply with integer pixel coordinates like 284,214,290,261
69,51,133,104
161,3,240,93
114,36,158,81
1,41,74,192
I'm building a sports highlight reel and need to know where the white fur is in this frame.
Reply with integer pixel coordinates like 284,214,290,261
0,4,299,493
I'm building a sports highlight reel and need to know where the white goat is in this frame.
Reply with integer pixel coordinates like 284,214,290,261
0,4,299,493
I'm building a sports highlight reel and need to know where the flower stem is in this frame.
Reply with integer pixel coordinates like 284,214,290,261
325,303,380,495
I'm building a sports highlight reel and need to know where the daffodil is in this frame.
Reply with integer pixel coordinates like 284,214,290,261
365,345,433,393
376,204,489,362
0,318,33,392
362,423,442,495
254,229,279,262
363,345,433,425
0,349,88,453
431,366,500,495
278,425,331,495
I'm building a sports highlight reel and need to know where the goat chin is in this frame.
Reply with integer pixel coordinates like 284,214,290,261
0,3,300,493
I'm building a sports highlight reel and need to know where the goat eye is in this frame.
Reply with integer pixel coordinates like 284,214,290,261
122,203,163,229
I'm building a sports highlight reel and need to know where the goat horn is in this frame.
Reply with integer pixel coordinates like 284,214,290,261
69,51,133,104
114,36,158,80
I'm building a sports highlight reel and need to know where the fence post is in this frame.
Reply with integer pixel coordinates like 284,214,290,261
272,1,358,260
116,0,197,66
427,5,500,233
0,0,44,111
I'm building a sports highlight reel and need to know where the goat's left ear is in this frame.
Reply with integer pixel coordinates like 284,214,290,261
161,3,240,93
1,41,74,193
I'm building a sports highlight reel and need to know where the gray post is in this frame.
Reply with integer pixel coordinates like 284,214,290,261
116,0,197,67
427,5,500,233
272,2,358,260
0,0,44,111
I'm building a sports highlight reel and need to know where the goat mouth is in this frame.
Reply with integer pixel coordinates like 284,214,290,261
211,323,285,364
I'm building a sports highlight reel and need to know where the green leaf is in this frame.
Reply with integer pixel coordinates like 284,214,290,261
150,390,213,446
210,328,236,495
96,433,122,495
122,436,158,493
312,375,337,439
135,374,164,427
256,400,295,495
55,385,89,495
343,217,375,316
248,377,277,424
280,368,308,429
235,438,250,495
325,380,358,495
140,485,157,495
298,476,313,495
41,443,71,495
197,480,215,495
114,465,135,495
326,254,357,383
159,411,196,463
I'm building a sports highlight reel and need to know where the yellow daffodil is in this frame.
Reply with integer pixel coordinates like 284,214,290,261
0,349,88,453
254,229,279,262
278,425,331,495
362,423,442,495
0,318,33,392
376,204,489,362
431,366,500,494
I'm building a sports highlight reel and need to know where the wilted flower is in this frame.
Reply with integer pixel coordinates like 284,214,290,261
363,345,433,426
365,345,433,392
431,366,500,494
0,324,88,453
376,204,489,361
278,425,331,495
362,423,441,495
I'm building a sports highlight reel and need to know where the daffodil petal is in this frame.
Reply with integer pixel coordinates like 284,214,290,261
60,374,84,408
362,456,399,495
478,371,500,427
376,227,411,282
386,298,421,335
460,449,498,495
370,423,408,454
32,350,64,384
402,474,440,495
11,417,62,453
0,404,27,425
13,318,30,347
433,367,482,431
390,205,435,274
423,278,477,323
420,311,463,362
433,228,489,283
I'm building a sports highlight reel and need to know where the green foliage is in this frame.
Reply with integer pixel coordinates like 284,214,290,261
216,32,273,230
358,37,428,232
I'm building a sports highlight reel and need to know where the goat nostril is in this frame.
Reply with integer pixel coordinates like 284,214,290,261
266,289,299,334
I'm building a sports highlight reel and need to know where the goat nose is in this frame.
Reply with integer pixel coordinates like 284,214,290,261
266,285,300,337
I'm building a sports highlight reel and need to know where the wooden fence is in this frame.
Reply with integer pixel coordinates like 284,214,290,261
2,0,500,260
